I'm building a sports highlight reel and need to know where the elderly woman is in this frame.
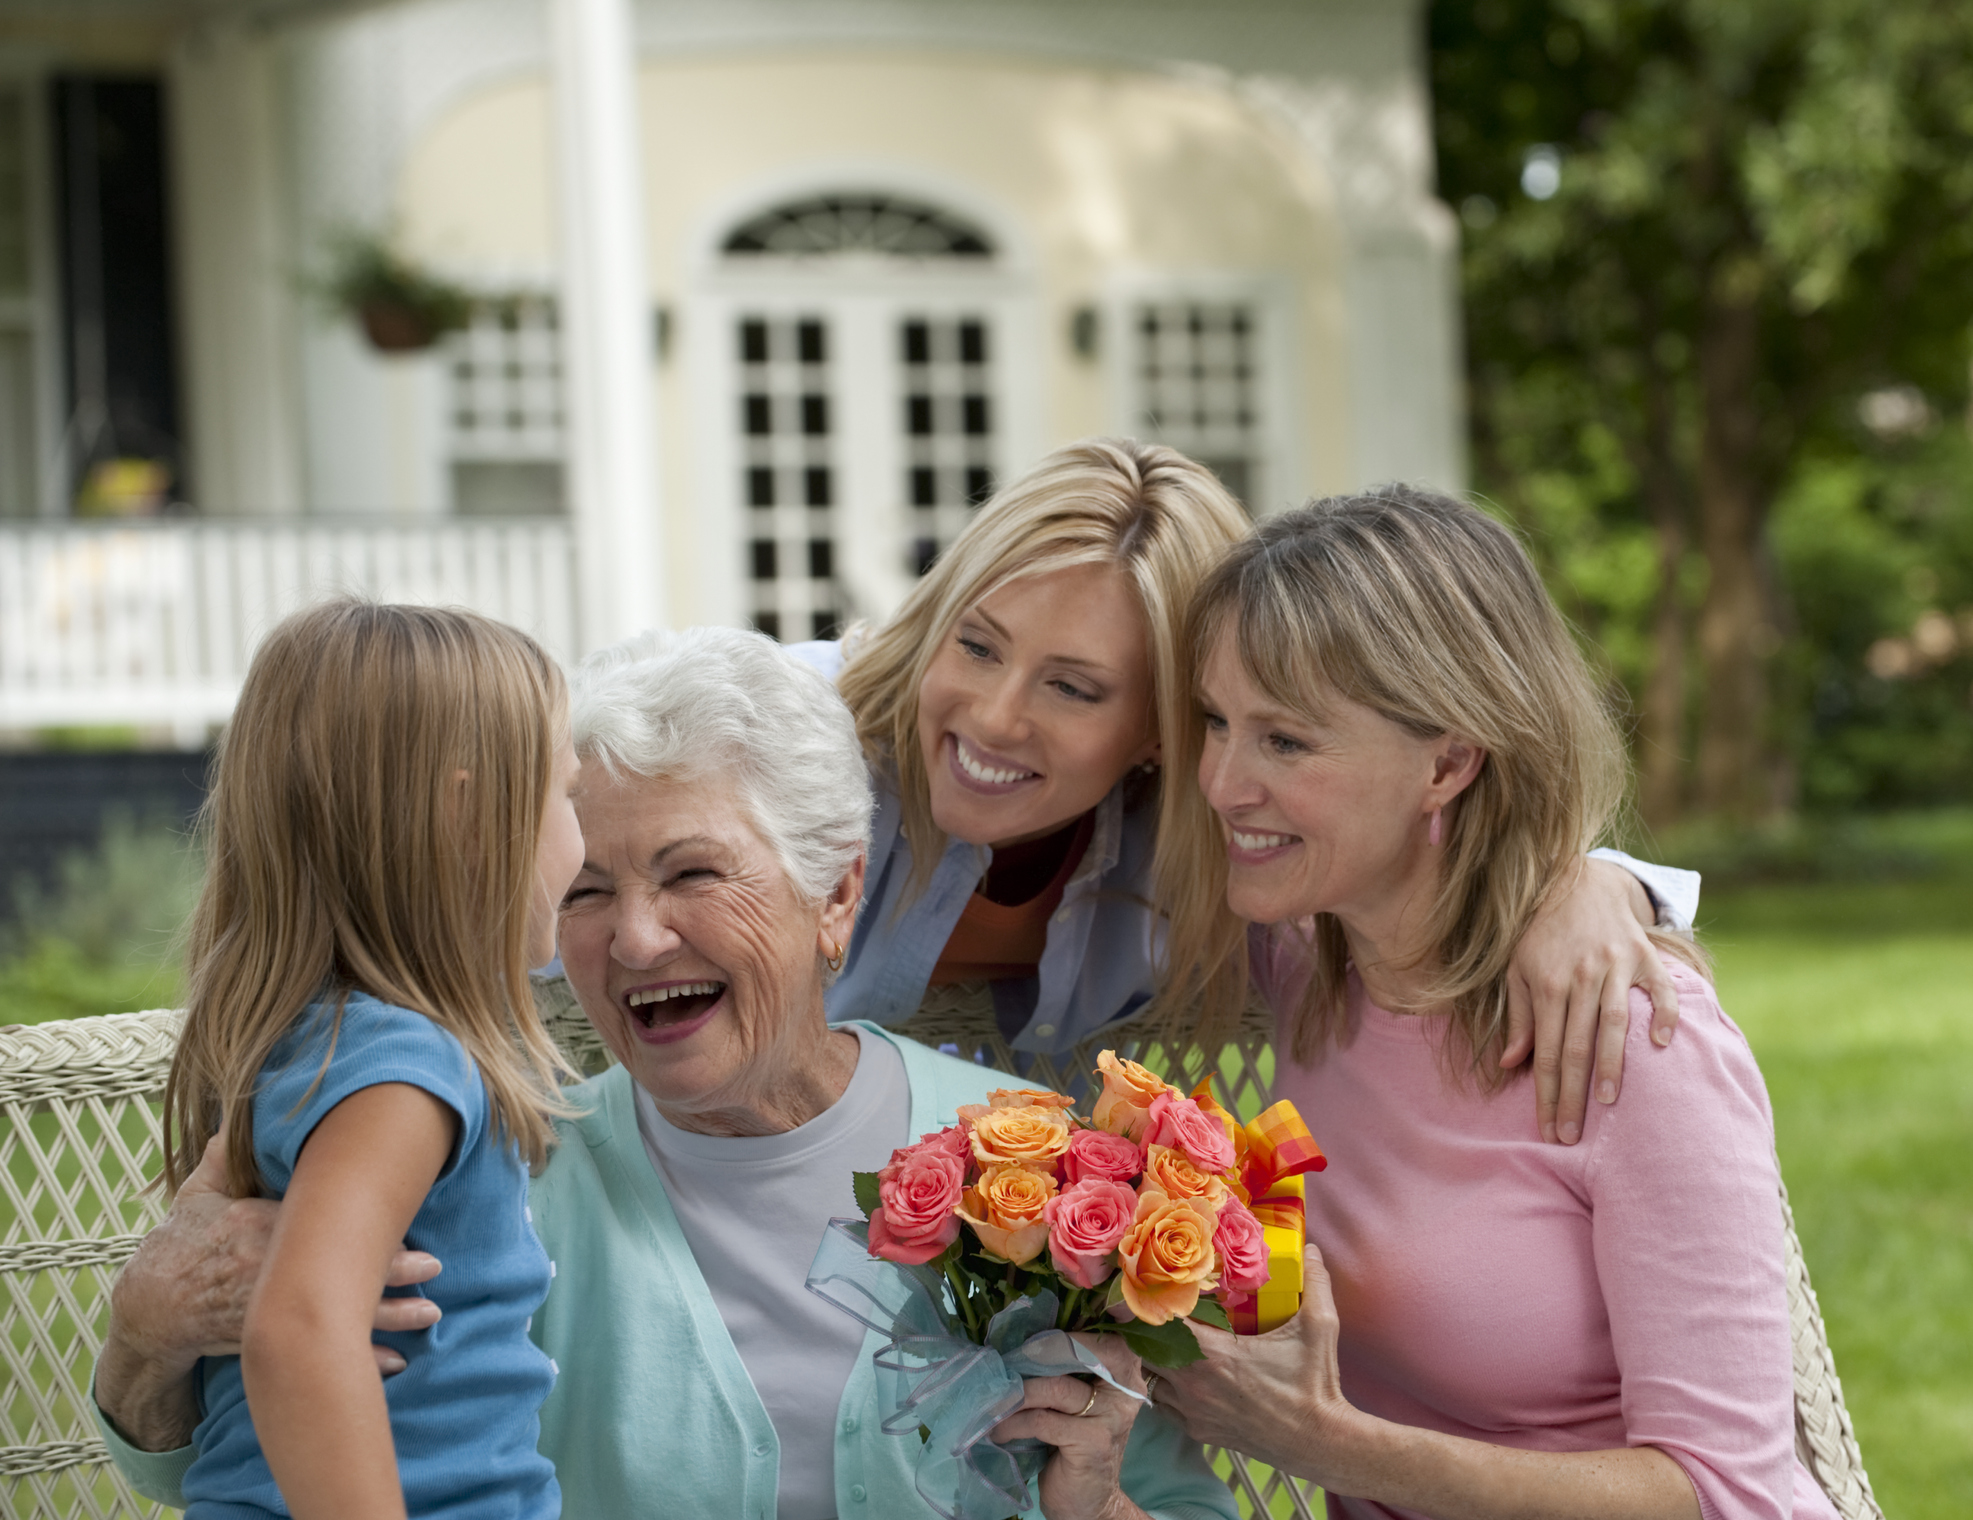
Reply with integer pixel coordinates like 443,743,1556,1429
1147,488,1839,1520
93,628,1234,1520
802,436,1697,1143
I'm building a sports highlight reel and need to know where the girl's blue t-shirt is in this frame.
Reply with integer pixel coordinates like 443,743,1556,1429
182,993,560,1519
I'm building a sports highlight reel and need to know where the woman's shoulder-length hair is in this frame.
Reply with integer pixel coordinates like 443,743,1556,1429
1158,484,1702,1076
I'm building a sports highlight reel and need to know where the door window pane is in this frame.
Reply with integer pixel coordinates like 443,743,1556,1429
900,314,995,576
739,314,841,641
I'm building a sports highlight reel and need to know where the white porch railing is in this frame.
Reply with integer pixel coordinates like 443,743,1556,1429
0,518,579,737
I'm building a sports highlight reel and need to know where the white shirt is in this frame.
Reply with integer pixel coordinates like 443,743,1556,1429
633,1028,912,1520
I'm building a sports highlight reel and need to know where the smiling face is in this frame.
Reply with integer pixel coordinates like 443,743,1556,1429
557,768,861,1124
914,560,1159,849
1196,630,1479,934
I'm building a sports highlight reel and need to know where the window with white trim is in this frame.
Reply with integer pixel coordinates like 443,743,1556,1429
723,194,994,260
1131,299,1264,509
446,296,565,516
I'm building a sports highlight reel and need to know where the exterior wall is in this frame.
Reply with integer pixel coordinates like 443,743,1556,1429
394,50,1354,627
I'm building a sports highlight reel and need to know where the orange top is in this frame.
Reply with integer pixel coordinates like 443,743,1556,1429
928,812,1096,985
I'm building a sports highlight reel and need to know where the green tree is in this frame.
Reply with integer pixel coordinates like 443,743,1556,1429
1432,0,1973,822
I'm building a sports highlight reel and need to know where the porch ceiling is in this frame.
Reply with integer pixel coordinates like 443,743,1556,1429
0,0,389,28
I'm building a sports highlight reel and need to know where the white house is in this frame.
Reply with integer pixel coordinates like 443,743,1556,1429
0,0,1463,740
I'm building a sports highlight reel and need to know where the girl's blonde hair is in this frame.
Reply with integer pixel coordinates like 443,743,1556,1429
837,437,1251,905
1162,485,1701,1073
163,600,574,1196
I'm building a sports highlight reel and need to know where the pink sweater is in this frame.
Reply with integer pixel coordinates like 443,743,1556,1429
1256,932,1837,1520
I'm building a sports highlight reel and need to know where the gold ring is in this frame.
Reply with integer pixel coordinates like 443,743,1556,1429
1145,1373,1161,1406
1074,1383,1100,1417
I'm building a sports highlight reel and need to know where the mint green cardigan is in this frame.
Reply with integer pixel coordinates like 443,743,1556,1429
99,1023,1235,1520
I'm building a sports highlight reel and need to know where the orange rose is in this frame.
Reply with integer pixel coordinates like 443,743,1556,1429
1117,1188,1219,1324
969,1105,1073,1169
956,1163,1057,1264
1092,1051,1173,1142
987,1087,1076,1111
1143,1144,1230,1210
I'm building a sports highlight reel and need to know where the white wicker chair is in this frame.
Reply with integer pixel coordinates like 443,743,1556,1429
0,1004,1885,1519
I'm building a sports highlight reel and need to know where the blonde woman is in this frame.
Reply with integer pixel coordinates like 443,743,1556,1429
798,437,1693,1141
1151,488,1836,1520
155,602,582,1520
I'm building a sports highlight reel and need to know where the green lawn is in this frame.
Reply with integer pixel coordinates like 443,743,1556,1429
1703,876,1973,1520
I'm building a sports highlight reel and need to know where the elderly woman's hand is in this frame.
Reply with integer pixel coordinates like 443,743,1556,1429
97,1132,444,1452
990,1332,1153,1520
1148,1247,1367,1493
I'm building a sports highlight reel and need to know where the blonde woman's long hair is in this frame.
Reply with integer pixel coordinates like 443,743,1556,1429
836,437,1252,910
163,601,574,1197
1162,485,1700,1075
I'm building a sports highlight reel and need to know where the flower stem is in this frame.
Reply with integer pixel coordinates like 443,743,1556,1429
944,1260,983,1339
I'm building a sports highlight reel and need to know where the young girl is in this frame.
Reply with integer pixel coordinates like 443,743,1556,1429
161,600,582,1520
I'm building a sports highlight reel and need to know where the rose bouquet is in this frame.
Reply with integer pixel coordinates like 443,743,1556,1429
804,1052,1324,1519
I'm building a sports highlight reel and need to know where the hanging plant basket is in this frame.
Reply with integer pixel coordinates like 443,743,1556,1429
319,232,472,355
358,298,446,353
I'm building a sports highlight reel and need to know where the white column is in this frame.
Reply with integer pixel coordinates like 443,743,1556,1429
547,0,665,651
167,25,305,516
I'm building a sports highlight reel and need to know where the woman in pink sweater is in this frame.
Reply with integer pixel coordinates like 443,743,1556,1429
1150,486,1838,1520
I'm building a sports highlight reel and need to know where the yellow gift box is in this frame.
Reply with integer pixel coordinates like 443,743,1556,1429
1229,1174,1306,1334
1189,1083,1324,1336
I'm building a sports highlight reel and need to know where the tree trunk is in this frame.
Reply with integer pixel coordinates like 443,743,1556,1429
1693,273,1776,820
1635,363,1690,827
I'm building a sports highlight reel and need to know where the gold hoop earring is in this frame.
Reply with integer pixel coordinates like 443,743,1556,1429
826,940,846,973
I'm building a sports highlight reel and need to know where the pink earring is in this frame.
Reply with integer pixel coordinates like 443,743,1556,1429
1429,808,1443,847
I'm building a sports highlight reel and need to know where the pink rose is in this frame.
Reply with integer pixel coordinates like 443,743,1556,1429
1146,1092,1237,1175
869,1144,966,1265
1212,1197,1270,1309
1044,1179,1139,1288
1060,1128,1145,1188
912,1125,974,1163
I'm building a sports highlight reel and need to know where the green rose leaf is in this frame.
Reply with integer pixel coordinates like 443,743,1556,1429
1115,1316,1205,1368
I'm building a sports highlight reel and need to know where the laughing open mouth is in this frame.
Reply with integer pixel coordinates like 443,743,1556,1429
625,980,728,1026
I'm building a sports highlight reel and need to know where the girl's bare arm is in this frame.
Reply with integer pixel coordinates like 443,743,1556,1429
240,1083,457,1520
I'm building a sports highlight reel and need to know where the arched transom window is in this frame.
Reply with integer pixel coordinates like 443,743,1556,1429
722,194,995,260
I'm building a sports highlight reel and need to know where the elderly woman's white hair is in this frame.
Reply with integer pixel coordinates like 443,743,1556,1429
570,626,872,902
